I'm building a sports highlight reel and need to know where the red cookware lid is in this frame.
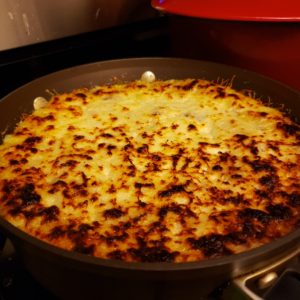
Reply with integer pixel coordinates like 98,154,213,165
151,0,300,21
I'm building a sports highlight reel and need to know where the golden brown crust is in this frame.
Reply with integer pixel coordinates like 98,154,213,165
0,79,299,262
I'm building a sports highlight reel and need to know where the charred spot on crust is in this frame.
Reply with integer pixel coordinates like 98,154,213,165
266,204,291,220
134,182,154,189
259,112,268,117
277,122,300,136
171,149,184,168
2,180,15,195
129,246,178,262
73,243,95,255
137,144,148,154
101,133,114,138
78,223,94,233
246,159,276,173
212,165,222,171
108,250,125,260
137,200,147,207
30,148,38,153
62,189,71,199
73,135,84,140
9,207,22,216
141,132,149,138
225,195,245,205
48,226,65,240
93,89,118,96
61,160,78,168
187,234,232,258
9,160,19,165
54,180,67,187
267,142,279,152
122,222,132,230
147,221,168,234
188,124,197,131
24,136,42,145
238,208,269,224
158,184,185,197
158,203,197,220
39,205,59,222
81,172,88,187
286,192,300,207
231,174,242,179
46,125,55,131
152,154,161,162
259,175,278,190
228,93,240,100
123,143,133,151
223,231,246,245
182,79,199,91
77,200,88,208
171,155,180,169
209,188,246,206
105,232,129,244
103,208,124,219
214,87,227,99
108,185,116,193
45,115,55,121
86,150,96,155
92,221,100,228
240,221,255,237
219,152,230,162
250,146,258,155
107,145,116,155
19,183,41,206
158,204,182,219
98,143,106,149
75,93,87,99
255,190,270,199
234,134,248,142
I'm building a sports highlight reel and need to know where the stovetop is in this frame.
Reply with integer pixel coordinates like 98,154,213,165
0,17,172,100
0,240,56,300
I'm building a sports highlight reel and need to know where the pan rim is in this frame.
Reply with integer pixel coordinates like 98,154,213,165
1,56,300,100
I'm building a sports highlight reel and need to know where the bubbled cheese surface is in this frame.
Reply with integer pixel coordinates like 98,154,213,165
0,79,299,262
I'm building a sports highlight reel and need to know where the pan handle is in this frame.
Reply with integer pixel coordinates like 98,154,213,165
232,247,300,300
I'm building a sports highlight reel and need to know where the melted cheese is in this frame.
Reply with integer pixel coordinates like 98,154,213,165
0,79,299,262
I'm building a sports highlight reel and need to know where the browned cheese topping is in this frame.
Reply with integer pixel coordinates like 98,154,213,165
0,79,299,262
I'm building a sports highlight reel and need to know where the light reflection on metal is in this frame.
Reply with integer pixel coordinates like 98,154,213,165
233,247,300,300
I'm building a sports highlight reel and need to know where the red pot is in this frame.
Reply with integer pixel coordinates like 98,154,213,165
152,0,300,91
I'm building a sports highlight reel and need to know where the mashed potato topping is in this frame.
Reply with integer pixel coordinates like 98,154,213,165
0,79,299,262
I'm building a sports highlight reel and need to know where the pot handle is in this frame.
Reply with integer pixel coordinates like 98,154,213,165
231,247,300,300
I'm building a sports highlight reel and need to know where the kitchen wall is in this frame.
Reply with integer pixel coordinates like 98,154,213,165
0,0,156,51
